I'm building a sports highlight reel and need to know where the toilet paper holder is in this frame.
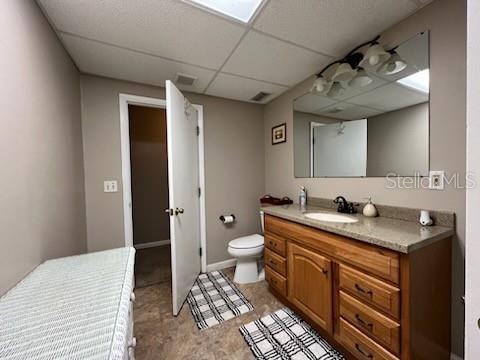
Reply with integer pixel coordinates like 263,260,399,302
219,214,236,223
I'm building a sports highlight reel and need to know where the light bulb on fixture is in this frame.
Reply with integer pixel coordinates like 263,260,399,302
331,63,357,82
359,43,391,68
377,52,407,75
348,68,373,88
327,82,345,98
311,76,332,95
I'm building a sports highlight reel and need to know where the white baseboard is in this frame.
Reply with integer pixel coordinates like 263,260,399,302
134,240,170,249
451,353,463,360
206,258,237,272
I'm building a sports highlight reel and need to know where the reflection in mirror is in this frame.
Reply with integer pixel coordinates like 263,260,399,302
293,31,429,178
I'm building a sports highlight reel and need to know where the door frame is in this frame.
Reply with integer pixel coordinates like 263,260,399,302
119,93,207,273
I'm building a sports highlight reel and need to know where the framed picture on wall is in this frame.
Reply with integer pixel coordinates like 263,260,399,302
272,123,286,145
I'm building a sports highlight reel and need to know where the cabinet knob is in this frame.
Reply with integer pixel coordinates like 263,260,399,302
130,292,136,303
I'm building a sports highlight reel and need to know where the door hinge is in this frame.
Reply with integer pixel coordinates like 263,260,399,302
196,126,200,136
199,248,202,257
198,187,201,197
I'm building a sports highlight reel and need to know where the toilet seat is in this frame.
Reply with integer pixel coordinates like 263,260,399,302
228,234,264,249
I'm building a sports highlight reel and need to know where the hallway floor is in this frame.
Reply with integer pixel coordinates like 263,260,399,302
133,248,285,359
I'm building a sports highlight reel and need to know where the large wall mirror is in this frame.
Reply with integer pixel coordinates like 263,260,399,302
293,31,429,177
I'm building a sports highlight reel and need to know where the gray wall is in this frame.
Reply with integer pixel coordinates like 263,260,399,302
0,1,86,294
128,105,170,245
263,0,466,356
367,103,429,176
80,75,265,264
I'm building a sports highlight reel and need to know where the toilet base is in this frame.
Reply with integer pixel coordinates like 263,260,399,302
233,258,263,284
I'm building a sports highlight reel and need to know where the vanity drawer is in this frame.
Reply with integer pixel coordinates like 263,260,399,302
339,318,399,360
264,232,286,257
339,265,400,319
265,215,400,284
265,266,287,297
265,248,286,276
340,291,400,355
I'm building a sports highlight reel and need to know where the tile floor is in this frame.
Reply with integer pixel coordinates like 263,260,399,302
133,246,286,359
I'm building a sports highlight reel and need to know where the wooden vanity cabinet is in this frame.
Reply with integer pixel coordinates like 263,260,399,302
264,214,452,360
288,242,333,333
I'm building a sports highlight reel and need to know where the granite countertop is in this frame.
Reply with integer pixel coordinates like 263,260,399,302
261,204,455,253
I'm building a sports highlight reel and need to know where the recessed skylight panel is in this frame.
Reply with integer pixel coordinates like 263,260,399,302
187,0,263,23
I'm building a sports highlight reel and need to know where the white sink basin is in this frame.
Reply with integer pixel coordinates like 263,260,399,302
304,212,358,223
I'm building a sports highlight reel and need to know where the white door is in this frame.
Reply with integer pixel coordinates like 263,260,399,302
166,81,201,316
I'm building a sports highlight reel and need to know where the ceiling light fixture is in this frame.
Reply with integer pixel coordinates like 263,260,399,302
326,82,345,98
331,63,357,82
348,68,372,88
377,51,407,75
359,43,391,68
311,35,408,98
186,0,264,23
311,76,333,95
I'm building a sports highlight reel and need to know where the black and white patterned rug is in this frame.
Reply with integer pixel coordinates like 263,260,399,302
240,308,345,360
187,271,254,330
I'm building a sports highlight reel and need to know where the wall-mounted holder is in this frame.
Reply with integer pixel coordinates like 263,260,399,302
219,214,236,224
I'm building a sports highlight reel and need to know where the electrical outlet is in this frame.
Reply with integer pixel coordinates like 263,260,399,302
104,180,118,193
429,171,445,190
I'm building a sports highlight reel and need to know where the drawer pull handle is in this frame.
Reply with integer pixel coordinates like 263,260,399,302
355,283,373,296
320,268,328,275
355,343,373,359
269,259,277,266
355,314,373,329
130,292,136,303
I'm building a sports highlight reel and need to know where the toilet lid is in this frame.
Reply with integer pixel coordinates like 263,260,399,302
229,234,264,249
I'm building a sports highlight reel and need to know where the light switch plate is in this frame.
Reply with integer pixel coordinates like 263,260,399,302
429,171,445,190
104,180,118,193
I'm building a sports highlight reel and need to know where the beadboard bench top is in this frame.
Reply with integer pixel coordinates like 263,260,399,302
0,247,135,360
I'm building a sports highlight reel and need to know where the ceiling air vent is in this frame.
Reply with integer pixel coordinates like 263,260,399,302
327,107,344,114
250,91,271,102
175,73,197,86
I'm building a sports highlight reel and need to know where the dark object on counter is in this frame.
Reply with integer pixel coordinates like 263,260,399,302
333,196,359,214
260,195,293,205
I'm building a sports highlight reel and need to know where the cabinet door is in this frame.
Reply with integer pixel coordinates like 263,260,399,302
287,243,333,333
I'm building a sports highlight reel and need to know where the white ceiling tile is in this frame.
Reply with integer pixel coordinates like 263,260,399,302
205,73,288,103
254,0,418,57
314,102,381,121
39,0,246,69
293,93,337,113
347,82,428,112
222,31,331,86
61,34,216,93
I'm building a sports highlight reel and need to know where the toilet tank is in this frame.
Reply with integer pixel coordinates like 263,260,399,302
260,210,265,233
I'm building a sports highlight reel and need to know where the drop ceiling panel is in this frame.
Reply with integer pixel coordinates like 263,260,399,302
347,83,428,112
293,93,337,113
61,34,216,93
254,0,418,57
205,73,288,103
314,102,382,121
222,31,331,86
39,0,245,69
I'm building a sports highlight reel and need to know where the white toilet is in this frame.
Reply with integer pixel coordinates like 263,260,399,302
227,211,265,284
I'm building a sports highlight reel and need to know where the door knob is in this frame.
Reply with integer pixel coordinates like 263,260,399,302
165,208,173,216
175,208,184,215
